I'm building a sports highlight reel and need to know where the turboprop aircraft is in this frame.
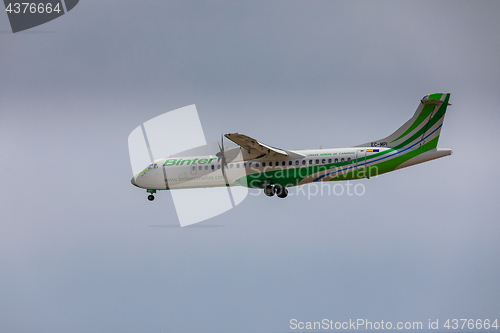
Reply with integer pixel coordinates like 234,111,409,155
131,93,452,200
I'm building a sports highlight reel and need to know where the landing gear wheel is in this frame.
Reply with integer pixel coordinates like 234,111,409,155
264,185,276,197
276,187,288,198
147,195,155,201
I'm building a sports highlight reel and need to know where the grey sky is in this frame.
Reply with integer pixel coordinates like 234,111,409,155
1,1,499,332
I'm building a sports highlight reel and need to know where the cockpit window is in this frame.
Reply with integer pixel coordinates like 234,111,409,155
145,163,158,170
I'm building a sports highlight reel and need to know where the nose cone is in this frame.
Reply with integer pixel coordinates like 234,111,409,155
131,176,137,186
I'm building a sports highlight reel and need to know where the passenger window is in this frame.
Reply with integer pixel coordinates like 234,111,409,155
268,162,272,166
236,164,240,168
282,161,286,166
347,158,351,162
309,160,312,165
295,160,299,165
198,166,202,170
315,159,319,164
328,159,332,163
205,165,208,170
321,159,325,164
262,162,266,167
341,158,345,162
211,165,214,170
302,160,306,165
335,158,338,163
249,162,252,167
289,161,292,165
255,163,259,167
244,163,247,168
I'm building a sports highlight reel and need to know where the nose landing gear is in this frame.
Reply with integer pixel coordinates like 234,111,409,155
146,189,156,201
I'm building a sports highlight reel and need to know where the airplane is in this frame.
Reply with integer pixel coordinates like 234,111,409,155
131,93,452,200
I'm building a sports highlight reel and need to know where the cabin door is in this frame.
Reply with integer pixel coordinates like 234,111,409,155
356,149,367,178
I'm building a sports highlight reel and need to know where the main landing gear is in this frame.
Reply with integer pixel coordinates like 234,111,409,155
264,185,276,197
276,187,288,198
147,189,156,201
263,184,288,198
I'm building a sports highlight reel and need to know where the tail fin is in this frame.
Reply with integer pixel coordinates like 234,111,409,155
355,93,451,150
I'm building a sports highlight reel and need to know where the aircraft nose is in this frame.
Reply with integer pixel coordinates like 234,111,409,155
131,177,137,186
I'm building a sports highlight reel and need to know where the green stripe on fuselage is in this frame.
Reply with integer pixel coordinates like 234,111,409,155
241,160,355,188
362,136,440,176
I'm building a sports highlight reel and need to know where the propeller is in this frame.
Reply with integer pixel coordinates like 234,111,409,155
216,134,229,186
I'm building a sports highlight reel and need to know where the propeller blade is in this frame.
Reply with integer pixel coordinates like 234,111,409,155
216,140,223,162
217,134,229,186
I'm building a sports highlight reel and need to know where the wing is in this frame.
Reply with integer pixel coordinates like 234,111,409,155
224,133,304,159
